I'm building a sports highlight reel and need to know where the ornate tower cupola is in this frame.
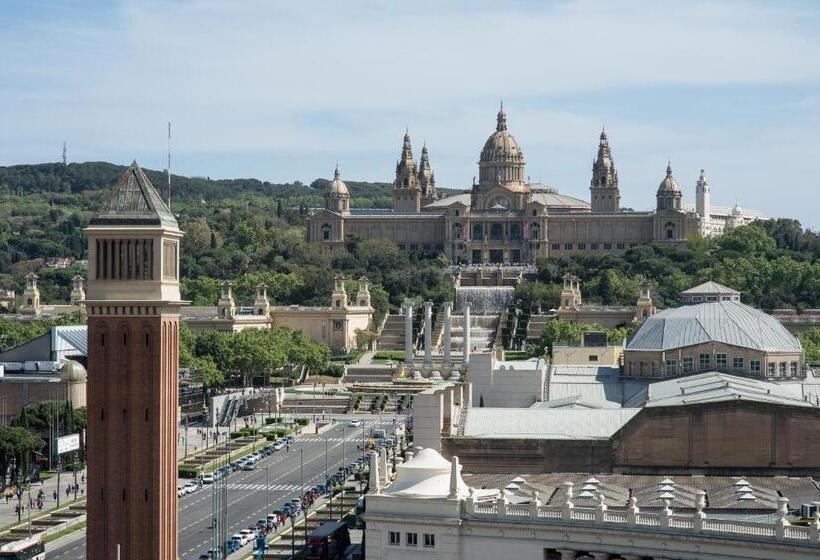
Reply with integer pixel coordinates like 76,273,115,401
331,274,348,309
356,276,371,308
656,161,683,211
84,160,183,560
253,283,270,316
417,143,437,207
217,280,236,319
324,163,350,214
20,272,42,315
558,274,582,311
70,274,86,307
635,282,656,320
695,168,711,228
590,128,620,213
393,130,421,212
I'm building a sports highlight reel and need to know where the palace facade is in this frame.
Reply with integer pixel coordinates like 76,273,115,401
307,106,760,264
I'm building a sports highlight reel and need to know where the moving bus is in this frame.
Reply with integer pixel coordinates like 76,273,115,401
304,521,351,560
0,537,46,560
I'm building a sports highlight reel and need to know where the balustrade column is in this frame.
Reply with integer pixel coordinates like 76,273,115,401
556,550,576,560
424,301,433,366
443,302,452,366
590,553,610,560
404,302,414,365
463,303,472,366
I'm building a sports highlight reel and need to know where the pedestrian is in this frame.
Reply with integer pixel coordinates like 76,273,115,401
52,490,57,501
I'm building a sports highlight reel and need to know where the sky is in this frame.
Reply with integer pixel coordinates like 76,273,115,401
1,0,819,227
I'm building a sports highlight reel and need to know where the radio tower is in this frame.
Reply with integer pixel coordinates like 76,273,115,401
62,142,67,166
167,122,172,210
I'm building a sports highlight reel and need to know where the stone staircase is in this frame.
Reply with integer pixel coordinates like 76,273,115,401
377,313,405,350
280,395,351,415
343,365,395,384
527,315,552,341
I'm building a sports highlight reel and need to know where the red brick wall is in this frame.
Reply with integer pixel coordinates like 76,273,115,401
87,314,178,560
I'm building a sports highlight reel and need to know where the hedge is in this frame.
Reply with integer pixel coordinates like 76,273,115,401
178,466,200,479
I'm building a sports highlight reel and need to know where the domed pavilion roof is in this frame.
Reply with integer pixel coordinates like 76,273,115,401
59,359,87,383
626,300,801,353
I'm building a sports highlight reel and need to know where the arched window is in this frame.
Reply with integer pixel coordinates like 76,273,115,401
472,224,483,240
452,223,462,241
490,223,503,241
530,224,540,240
321,224,331,241
665,222,676,240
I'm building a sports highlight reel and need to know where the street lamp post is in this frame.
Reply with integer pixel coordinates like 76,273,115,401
325,435,330,520
341,424,345,519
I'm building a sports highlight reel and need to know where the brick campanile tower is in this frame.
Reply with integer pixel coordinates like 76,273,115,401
85,162,183,560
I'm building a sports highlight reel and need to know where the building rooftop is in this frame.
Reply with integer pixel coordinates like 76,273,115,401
638,371,817,409
681,281,741,296
461,472,820,513
626,300,801,352
460,407,640,439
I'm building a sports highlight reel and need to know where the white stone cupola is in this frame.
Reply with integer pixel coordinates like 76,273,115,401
356,276,371,308
84,161,184,307
331,273,348,309
253,283,270,316
217,280,236,319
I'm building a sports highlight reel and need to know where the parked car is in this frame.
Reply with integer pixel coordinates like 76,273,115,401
239,529,256,544
201,473,215,484
225,539,240,553
231,534,244,548
348,419,362,427
177,486,185,497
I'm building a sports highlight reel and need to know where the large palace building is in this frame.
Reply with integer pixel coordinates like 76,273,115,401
307,106,760,264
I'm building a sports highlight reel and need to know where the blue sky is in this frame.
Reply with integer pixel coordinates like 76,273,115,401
2,0,819,227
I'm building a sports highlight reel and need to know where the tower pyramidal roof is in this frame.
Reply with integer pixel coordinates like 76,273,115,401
91,161,178,228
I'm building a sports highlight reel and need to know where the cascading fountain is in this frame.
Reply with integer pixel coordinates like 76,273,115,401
449,313,499,353
454,286,515,314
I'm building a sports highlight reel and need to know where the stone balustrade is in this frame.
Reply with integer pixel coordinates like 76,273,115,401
462,487,820,546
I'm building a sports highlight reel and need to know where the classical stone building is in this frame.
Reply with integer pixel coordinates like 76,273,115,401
182,274,374,352
307,106,761,264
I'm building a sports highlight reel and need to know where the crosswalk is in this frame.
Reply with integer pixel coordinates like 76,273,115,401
227,483,304,492
299,436,352,443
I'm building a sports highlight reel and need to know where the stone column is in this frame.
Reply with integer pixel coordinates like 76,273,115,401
404,302,414,365
590,553,610,560
556,550,576,560
463,302,472,366
443,301,452,367
424,301,433,367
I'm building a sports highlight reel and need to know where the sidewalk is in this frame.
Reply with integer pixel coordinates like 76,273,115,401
0,468,87,530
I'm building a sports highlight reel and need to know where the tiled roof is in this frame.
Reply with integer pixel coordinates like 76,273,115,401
626,301,801,352
90,162,177,228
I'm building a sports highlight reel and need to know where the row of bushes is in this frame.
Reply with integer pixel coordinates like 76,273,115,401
373,350,405,361
264,416,285,425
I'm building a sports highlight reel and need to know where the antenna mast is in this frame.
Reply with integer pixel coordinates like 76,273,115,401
62,142,67,166
166,122,172,210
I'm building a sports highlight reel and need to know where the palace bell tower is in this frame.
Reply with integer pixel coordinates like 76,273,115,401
84,162,183,560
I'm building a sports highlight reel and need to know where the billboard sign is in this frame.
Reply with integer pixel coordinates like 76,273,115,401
57,433,80,455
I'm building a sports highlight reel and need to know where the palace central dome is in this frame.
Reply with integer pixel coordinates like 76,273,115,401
478,104,527,190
